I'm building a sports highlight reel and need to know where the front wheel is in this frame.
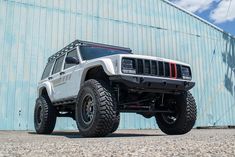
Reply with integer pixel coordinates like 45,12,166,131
155,91,197,135
75,79,117,137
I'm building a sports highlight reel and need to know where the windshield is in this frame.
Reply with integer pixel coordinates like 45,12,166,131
79,46,131,60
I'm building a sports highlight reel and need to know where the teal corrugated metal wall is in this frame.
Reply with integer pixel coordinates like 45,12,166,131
0,0,234,130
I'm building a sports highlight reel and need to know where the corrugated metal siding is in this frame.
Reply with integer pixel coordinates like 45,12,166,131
0,0,234,130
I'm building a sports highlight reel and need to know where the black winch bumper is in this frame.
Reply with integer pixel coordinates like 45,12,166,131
110,75,195,92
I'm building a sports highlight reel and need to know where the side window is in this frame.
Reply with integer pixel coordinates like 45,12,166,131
52,55,65,74
41,61,54,80
64,49,79,69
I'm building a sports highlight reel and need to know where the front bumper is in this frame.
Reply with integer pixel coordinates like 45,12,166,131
110,75,195,92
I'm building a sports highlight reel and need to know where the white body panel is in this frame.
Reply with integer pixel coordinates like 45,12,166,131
57,65,83,100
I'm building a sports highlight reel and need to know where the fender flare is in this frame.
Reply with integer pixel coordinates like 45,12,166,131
37,82,53,100
80,59,116,86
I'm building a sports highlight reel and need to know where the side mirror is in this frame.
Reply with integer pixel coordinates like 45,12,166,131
65,57,79,64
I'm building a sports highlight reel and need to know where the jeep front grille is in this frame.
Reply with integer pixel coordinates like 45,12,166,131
135,59,183,79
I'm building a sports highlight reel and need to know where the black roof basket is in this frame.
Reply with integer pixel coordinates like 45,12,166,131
48,40,132,62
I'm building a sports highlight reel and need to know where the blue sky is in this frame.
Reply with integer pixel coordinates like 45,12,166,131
170,0,235,36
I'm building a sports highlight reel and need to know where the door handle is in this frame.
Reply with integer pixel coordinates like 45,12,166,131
48,76,53,80
60,72,65,75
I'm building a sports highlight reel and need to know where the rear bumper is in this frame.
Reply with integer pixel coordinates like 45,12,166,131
110,75,195,92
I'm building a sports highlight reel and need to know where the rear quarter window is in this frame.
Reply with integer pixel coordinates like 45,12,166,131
41,61,54,80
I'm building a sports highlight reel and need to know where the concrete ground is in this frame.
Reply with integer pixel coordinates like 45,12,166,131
0,129,234,157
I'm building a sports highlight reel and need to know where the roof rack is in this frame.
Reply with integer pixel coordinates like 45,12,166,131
48,40,132,62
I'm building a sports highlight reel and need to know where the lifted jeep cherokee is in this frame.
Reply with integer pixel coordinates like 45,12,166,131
34,40,197,137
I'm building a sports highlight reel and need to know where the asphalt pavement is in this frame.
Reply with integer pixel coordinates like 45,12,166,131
0,129,234,157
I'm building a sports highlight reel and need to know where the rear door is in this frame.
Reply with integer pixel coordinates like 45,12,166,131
50,54,66,101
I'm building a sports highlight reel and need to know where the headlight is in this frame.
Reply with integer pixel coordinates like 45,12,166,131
181,66,191,80
122,58,136,74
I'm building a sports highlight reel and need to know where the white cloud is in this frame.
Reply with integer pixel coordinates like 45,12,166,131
171,0,214,13
170,0,235,23
210,0,235,23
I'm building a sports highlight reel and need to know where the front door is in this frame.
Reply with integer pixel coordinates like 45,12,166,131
58,48,82,99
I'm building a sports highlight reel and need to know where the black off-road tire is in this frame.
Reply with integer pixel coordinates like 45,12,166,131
155,91,197,135
111,113,120,133
34,96,57,134
75,79,117,137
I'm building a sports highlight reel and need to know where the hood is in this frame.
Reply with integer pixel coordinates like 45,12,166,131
118,54,191,67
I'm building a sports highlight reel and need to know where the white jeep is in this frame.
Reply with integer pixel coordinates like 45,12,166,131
34,40,197,137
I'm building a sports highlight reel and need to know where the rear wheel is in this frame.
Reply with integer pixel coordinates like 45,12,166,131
75,79,117,137
155,91,197,135
111,113,120,133
34,96,57,134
